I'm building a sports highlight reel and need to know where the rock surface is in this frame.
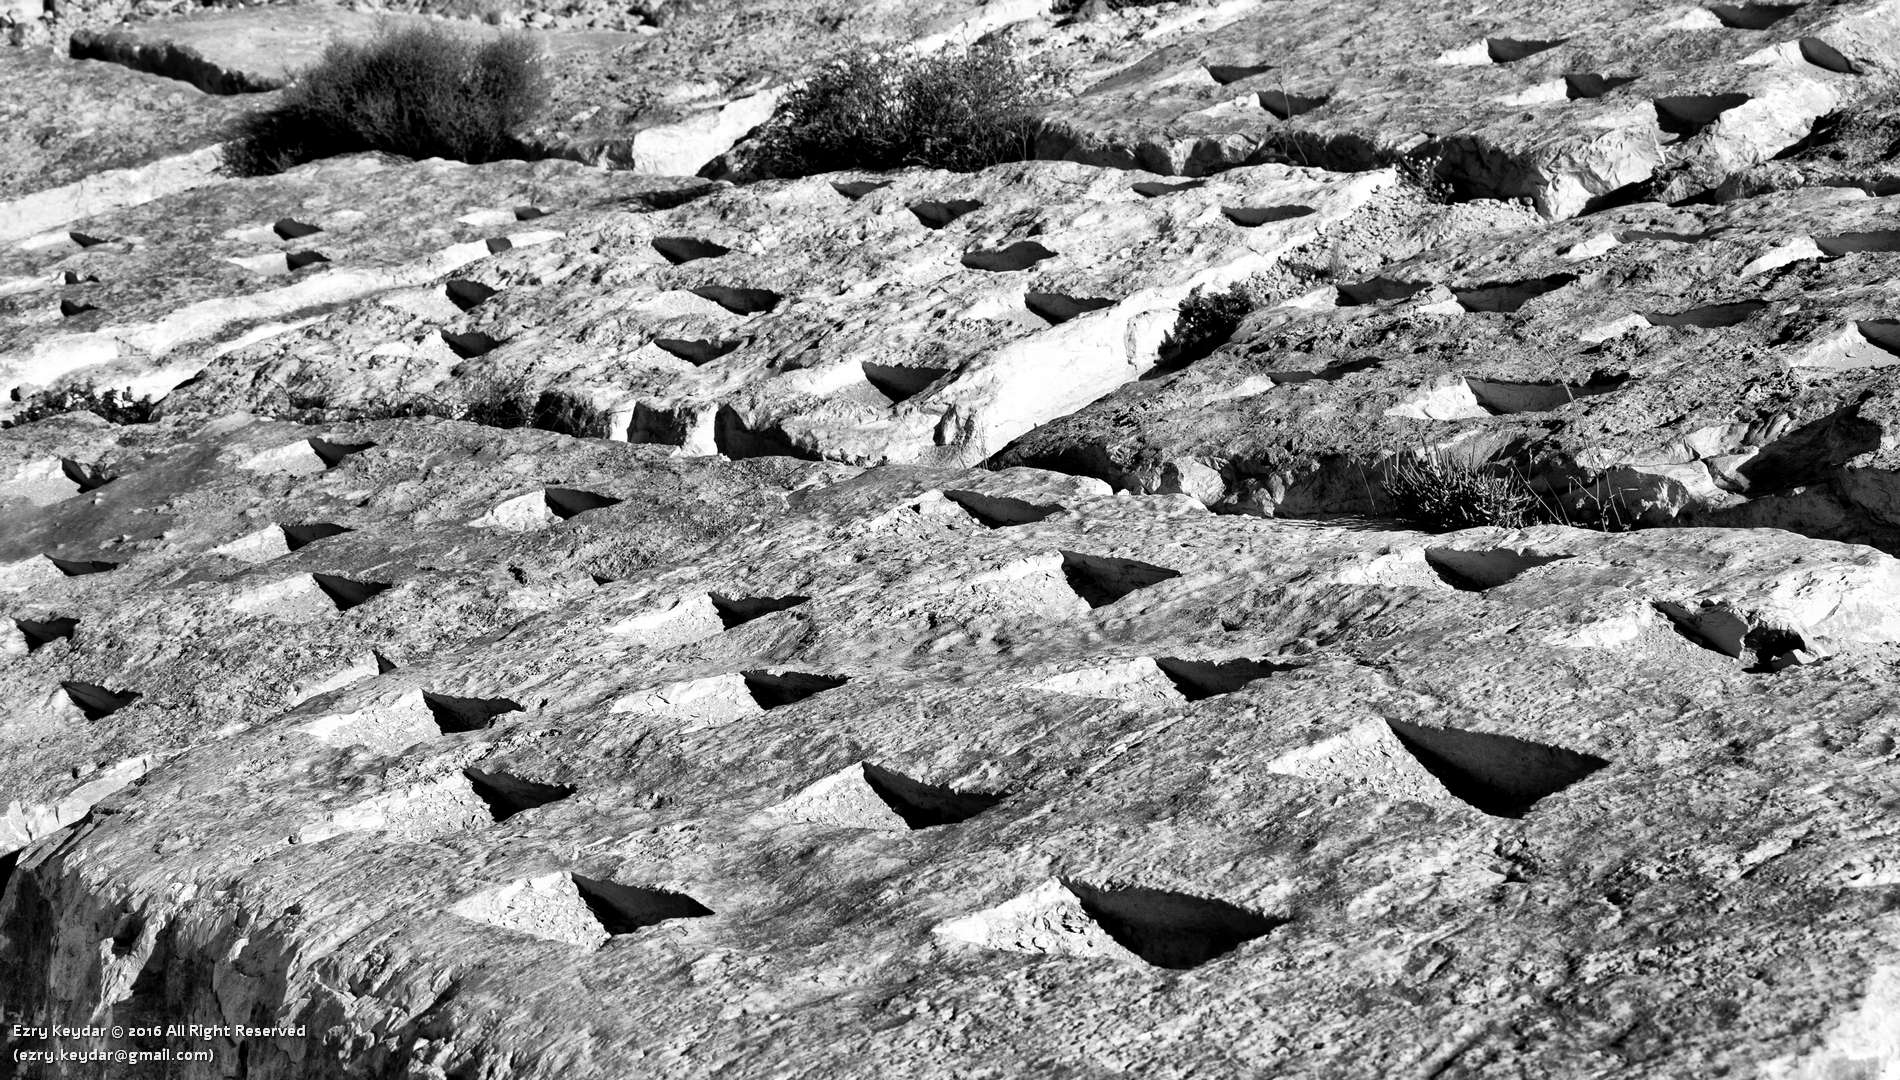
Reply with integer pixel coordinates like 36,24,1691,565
1,155,711,408
5,1,1900,1078
6,412,1900,1079
53,0,1049,174
0,48,258,207
1032,0,1900,218
158,157,1394,466
995,181,1900,549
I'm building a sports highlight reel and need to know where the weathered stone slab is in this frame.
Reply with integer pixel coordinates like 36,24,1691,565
0,154,711,409
996,182,1900,549
1034,0,1900,217
165,158,1392,466
2,412,1899,1077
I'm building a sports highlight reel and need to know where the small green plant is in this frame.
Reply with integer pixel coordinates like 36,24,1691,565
1395,146,1459,205
3,384,159,428
225,24,547,176
1378,447,1548,531
753,41,1043,178
1156,281,1259,372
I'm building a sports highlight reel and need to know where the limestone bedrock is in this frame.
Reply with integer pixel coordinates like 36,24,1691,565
4,0,1900,1077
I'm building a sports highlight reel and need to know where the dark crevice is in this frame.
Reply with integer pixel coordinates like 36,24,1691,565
60,458,113,492
1058,550,1182,608
14,616,77,650
627,402,695,445
1644,299,1767,328
1062,880,1282,969
1026,293,1117,324
1485,38,1565,63
690,286,782,315
1337,278,1430,306
1564,73,1639,99
708,593,809,629
272,217,321,240
862,362,952,404
48,556,118,576
712,406,819,460
1707,2,1799,29
1423,548,1572,590
741,670,850,709
1797,37,1858,75
1258,89,1330,119
909,199,982,228
1653,602,1810,670
1268,356,1384,385
543,488,621,520
1205,62,1272,85
463,767,575,822
1815,231,1900,256
445,279,498,312
62,680,139,720
308,438,374,468
1654,94,1751,139
1385,718,1607,818
653,337,741,365
1464,373,1628,414
282,523,352,550
571,875,713,934
1453,272,1577,313
423,693,523,735
961,241,1057,273
1222,205,1316,227
1579,177,1656,215
941,489,1063,527
1154,656,1300,700
859,763,1006,829
310,574,391,611
1133,179,1207,197
831,180,892,200
651,236,731,265
440,331,502,359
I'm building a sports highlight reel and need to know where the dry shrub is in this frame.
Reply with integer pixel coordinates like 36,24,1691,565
226,23,546,175
754,42,1042,178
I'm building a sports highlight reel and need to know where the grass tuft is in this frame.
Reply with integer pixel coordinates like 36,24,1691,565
1379,447,1548,531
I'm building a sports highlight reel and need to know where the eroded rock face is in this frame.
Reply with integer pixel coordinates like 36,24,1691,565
0,49,257,229
1032,0,1900,218
7,1,1900,1077
996,182,1900,549
158,160,1391,467
0,155,712,409
3,413,1900,1078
